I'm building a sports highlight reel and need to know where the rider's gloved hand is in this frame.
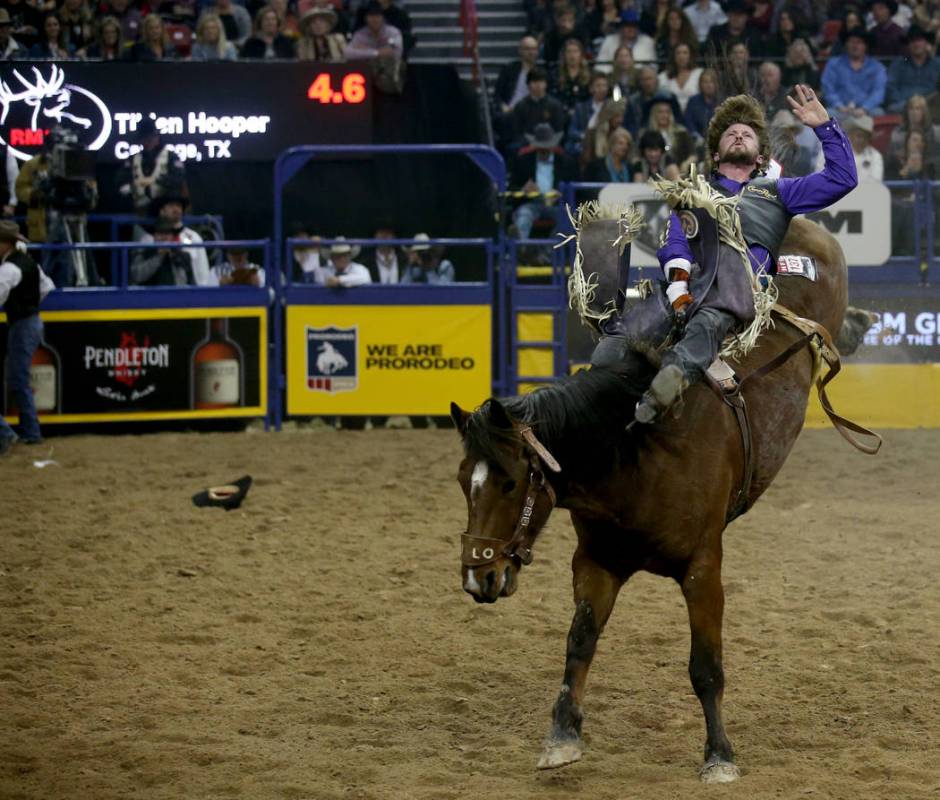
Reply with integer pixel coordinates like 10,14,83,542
666,268,693,312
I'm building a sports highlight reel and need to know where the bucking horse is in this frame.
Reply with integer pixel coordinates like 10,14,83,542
449,205,881,782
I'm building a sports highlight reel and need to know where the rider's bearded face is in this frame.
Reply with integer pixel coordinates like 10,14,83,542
717,124,761,168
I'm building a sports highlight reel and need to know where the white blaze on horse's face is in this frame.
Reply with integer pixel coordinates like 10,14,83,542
458,457,522,603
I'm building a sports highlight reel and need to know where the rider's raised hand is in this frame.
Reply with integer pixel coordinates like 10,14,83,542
786,84,830,128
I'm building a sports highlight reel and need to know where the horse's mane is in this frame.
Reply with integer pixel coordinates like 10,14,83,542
464,367,645,481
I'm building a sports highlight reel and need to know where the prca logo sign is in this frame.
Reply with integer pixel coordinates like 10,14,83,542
307,326,357,393
0,65,112,160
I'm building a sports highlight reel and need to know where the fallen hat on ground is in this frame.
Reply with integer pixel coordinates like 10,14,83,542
192,475,253,511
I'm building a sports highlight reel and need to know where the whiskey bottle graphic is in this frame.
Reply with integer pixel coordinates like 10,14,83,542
192,318,243,409
31,339,60,413
5,338,60,415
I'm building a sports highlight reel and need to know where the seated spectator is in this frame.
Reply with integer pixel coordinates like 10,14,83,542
610,44,637,98
770,109,820,176
509,123,578,240
211,0,252,45
658,41,702,113
624,65,662,135
401,233,455,283
580,98,627,169
551,38,592,115
510,67,567,148
269,0,300,39
909,0,940,40
566,71,611,156
240,6,295,58
347,1,403,61
86,16,124,60
757,61,790,119
749,0,773,34
353,0,413,55
583,126,634,181
494,36,540,117
632,129,679,181
124,13,178,60
542,5,590,65
117,119,187,216
885,26,940,112
29,14,75,59
867,0,905,57
821,27,887,116
596,10,656,71
886,130,934,255
290,229,320,281
588,0,622,43
683,0,726,45
136,196,211,286
888,94,940,163
311,238,372,287
771,0,823,36
642,93,694,168
296,7,346,61
839,114,884,180
4,0,43,46
363,226,401,284
131,220,196,287
764,9,806,59
104,0,141,44
0,10,27,60
726,41,757,93
191,12,238,60
684,67,719,141
211,247,264,287
706,0,762,56
58,0,94,57
655,8,697,64
782,38,820,92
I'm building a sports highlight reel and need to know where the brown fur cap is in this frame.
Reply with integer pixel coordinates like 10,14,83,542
705,94,771,174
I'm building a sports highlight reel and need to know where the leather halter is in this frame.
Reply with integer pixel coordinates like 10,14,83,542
461,427,560,570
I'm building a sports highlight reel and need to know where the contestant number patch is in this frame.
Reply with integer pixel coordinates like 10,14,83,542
776,255,817,280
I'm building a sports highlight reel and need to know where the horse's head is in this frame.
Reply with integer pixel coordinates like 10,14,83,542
450,398,560,604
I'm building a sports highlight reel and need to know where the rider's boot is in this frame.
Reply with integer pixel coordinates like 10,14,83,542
634,363,689,424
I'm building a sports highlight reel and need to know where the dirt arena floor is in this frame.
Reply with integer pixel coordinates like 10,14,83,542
1,425,938,800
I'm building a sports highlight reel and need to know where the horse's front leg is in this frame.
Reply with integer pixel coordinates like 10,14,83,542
537,546,624,770
682,553,740,784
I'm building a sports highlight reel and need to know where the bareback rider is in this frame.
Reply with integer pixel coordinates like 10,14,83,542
634,86,858,423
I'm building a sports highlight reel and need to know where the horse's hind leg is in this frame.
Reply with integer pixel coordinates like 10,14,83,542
537,541,625,770
681,553,740,784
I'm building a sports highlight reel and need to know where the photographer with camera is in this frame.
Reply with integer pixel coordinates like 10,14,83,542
135,195,211,286
130,219,195,286
14,127,99,288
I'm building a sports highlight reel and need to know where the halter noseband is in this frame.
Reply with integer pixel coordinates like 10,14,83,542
461,427,560,570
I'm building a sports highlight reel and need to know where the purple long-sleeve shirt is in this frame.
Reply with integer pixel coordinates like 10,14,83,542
658,119,857,275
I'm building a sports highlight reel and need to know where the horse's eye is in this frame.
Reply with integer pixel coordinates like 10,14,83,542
502,480,516,494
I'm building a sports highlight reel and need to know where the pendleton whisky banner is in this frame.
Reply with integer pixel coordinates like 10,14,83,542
286,304,491,415
1,308,266,423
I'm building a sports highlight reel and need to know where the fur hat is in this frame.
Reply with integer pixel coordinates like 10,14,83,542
705,94,771,174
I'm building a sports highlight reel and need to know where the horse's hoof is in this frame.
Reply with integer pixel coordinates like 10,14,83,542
536,740,582,770
699,756,740,784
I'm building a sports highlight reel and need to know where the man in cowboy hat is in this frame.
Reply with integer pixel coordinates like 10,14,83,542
821,26,887,117
0,9,27,60
841,113,883,181
310,236,372,288
401,233,456,284
868,0,905,57
0,220,55,452
886,25,940,112
596,8,655,69
117,117,187,216
631,86,858,423
136,194,212,286
346,0,403,61
509,123,578,242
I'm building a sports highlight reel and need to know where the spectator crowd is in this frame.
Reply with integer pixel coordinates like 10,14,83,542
494,0,940,244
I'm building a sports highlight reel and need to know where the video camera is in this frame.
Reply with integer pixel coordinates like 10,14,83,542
44,127,97,213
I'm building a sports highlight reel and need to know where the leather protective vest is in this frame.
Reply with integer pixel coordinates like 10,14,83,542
710,176,792,263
